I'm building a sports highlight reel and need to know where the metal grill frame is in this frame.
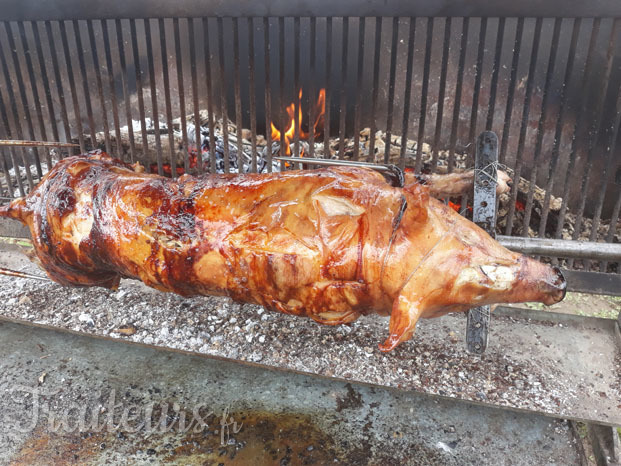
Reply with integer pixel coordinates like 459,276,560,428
1,0,621,292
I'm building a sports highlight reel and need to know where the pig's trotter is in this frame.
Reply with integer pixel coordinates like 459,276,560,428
379,294,423,352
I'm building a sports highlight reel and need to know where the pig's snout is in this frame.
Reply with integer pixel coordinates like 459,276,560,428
547,266,567,304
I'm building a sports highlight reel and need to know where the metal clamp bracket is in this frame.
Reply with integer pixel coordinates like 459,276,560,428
466,131,499,354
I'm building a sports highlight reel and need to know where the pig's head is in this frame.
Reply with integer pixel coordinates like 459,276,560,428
379,199,566,352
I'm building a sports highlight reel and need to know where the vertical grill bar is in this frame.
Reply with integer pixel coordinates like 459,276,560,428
323,17,332,158
337,17,349,160
0,27,34,189
188,18,202,174
233,18,244,171
4,22,41,180
144,19,163,174
217,17,230,173
504,18,543,236
202,17,217,174
602,183,621,272
467,18,487,164
101,20,123,159
352,17,365,161
114,19,135,162
59,21,86,153
247,17,258,173
1,153,14,198
554,20,601,247
448,18,470,173
293,17,301,163
415,17,434,171
72,21,97,149
87,20,111,155
278,17,286,166
538,18,581,240
499,18,524,165
159,18,176,178
521,18,562,237
398,17,417,170
32,22,60,143
173,18,189,173
367,17,382,163
17,22,50,169
431,18,451,169
0,90,25,196
45,21,72,151
263,17,272,172
591,91,621,270
384,17,400,164
129,19,149,163
307,17,316,159
569,19,619,259
486,18,506,130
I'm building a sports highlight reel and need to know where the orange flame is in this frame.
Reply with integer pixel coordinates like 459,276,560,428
271,88,326,156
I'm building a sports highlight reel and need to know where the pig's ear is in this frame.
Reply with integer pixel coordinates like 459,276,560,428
379,288,423,352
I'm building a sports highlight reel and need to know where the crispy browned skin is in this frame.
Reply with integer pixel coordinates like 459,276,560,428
1,153,566,351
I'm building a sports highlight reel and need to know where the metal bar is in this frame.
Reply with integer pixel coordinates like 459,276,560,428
6,0,621,21
32,21,59,144
17,21,50,170
601,186,621,272
499,17,524,165
447,18,469,174
114,19,135,162
263,17,272,172
504,17,543,236
307,17,316,159
173,18,189,173
554,19,601,250
0,153,14,198
101,19,123,159
5,22,42,177
0,140,79,148
498,235,621,262
559,269,621,297
337,17,349,160
398,17,416,170
0,88,25,196
352,17,365,162
414,17,434,171
58,20,86,153
568,18,620,268
0,266,50,281
87,19,112,155
323,17,332,159
278,16,286,166
4,22,40,181
144,18,163,174
247,17,257,173
521,18,562,237
383,17,399,164
0,25,34,189
233,17,244,172
188,18,202,174
367,17,382,163
467,131,498,355
485,18,505,130
538,18,581,240
467,18,487,166
129,19,149,164
159,18,176,178
431,17,451,169
217,17,230,173
293,16,300,163
203,17,217,174
72,20,97,150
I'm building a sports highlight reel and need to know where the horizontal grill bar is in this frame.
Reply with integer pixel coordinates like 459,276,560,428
498,236,621,262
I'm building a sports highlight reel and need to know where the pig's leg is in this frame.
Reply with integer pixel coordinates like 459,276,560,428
378,279,424,352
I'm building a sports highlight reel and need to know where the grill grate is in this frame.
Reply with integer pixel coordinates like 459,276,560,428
0,7,620,274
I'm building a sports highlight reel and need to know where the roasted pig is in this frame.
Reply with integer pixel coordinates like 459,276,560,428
0,153,565,351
